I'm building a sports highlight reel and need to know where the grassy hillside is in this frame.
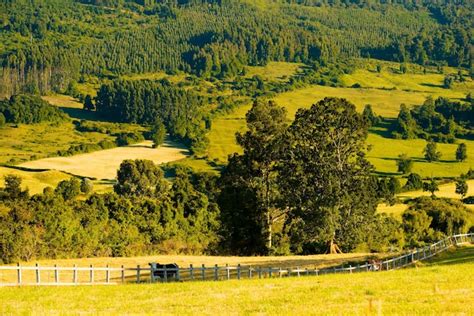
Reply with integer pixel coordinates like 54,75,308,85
0,167,71,195
1,246,472,315
207,61,474,178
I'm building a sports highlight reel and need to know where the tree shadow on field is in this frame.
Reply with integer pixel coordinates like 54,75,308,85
369,119,396,139
372,170,400,177
425,246,474,266
60,107,104,122
420,83,444,89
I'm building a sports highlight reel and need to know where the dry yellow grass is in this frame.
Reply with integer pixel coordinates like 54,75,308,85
244,62,303,82
399,179,474,200
0,166,71,195
19,140,189,180
42,95,83,109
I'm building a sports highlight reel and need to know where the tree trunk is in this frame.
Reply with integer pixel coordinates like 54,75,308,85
326,237,343,254
266,210,272,250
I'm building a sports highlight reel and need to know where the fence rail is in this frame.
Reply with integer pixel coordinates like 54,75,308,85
1,233,472,287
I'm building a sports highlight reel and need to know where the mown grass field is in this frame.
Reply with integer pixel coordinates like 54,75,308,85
1,246,472,315
19,140,189,180
0,166,71,195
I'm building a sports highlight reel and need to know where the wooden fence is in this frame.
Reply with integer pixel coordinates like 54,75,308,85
0,233,472,287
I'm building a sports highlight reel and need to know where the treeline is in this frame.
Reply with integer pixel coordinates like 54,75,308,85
1,0,470,96
95,79,209,153
0,161,220,263
392,97,474,142
0,94,67,124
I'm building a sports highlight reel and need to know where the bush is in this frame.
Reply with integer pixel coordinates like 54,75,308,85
402,197,474,246
115,132,144,146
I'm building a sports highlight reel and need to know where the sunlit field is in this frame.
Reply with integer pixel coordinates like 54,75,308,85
19,140,189,180
1,247,472,315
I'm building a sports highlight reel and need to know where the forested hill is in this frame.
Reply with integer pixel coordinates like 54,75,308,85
0,0,471,97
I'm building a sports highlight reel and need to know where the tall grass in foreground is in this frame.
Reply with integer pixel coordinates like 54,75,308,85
0,247,472,315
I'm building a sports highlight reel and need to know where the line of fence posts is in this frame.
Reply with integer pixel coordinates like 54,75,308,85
1,233,472,286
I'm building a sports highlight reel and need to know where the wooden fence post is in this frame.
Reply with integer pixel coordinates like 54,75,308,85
17,263,22,285
35,263,40,285
202,264,206,281
214,264,218,281
190,264,194,281
136,265,141,284
268,267,272,278
54,264,59,284
90,265,94,284
106,265,110,284
73,264,78,284
258,267,262,279
237,264,241,280
121,265,125,284
226,264,230,280
248,266,252,279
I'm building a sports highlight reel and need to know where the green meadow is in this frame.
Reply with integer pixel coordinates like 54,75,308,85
1,246,472,315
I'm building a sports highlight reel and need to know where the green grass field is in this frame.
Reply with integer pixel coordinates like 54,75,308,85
0,122,114,165
1,246,472,315
244,61,303,82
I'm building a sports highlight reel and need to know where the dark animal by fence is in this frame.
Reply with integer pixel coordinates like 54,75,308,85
149,263,179,281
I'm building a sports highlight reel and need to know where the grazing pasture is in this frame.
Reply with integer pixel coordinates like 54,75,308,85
0,247,472,315
18,140,189,180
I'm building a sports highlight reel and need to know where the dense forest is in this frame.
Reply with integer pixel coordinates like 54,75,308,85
95,79,209,152
1,0,471,97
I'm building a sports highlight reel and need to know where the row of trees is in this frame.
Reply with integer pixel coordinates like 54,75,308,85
0,161,220,264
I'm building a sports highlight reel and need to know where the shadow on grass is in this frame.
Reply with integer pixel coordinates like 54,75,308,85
373,170,400,177
60,107,104,121
420,82,444,89
426,245,474,266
